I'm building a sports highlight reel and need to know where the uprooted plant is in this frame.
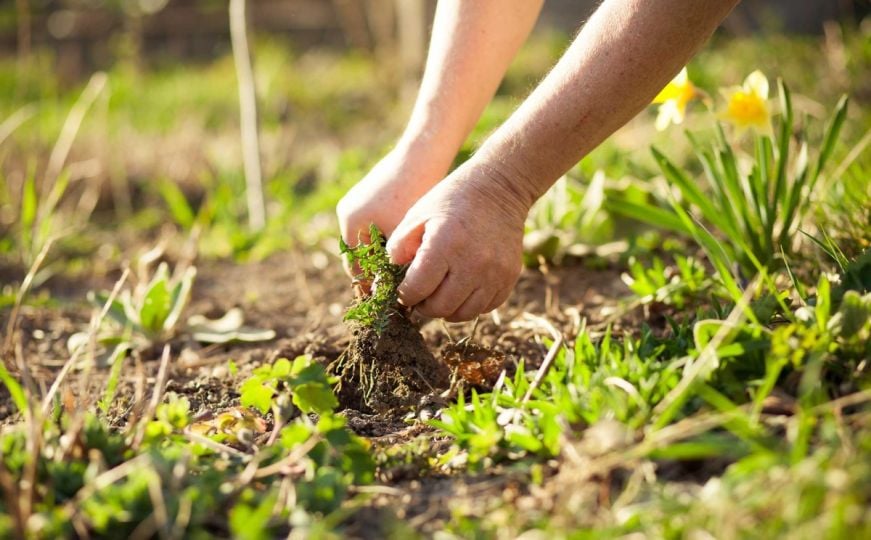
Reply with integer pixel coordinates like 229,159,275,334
332,225,449,413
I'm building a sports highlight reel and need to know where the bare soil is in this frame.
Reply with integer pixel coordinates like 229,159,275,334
1,248,639,537
2,249,633,423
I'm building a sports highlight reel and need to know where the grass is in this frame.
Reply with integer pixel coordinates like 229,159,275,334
1,26,870,538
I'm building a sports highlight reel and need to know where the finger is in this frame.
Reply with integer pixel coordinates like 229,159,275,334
396,244,449,307
483,286,513,313
416,272,474,319
446,288,494,323
386,219,425,266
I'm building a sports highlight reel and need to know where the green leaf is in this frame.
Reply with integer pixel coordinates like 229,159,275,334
20,171,37,254
813,94,849,183
89,291,132,328
240,379,275,415
652,146,731,234
163,266,196,331
603,198,686,234
287,359,339,414
156,179,196,229
229,493,277,540
291,382,339,414
271,358,292,379
139,264,172,334
828,291,871,339
0,360,27,413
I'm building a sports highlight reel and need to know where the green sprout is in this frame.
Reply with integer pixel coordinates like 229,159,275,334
67,256,275,355
339,224,407,333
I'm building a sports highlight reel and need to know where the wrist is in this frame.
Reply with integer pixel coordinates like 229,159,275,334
467,150,541,214
461,156,536,225
395,118,465,171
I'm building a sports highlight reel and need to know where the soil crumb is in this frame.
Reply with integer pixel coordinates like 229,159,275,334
332,311,449,414
442,341,506,388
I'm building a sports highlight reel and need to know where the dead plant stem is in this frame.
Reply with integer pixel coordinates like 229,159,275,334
229,0,266,231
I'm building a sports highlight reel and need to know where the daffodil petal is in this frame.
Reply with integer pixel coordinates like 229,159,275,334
653,83,677,104
655,104,673,131
744,70,769,100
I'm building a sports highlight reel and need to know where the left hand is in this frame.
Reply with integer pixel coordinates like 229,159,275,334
386,159,531,322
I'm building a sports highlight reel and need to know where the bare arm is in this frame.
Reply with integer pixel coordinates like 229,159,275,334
388,0,740,321
398,0,546,169
475,0,741,207
337,0,544,249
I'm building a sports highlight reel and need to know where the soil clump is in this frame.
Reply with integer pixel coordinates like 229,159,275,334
332,310,450,414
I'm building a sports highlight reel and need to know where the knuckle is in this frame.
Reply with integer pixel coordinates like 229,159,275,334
447,308,474,323
423,297,454,319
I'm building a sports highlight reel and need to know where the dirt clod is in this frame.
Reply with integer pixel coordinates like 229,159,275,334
442,341,506,388
332,311,449,414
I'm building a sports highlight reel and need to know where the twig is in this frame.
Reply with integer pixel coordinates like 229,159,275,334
251,435,321,479
522,334,564,404
41,268,129,416
132,345,172,449
183,430,251,460
0,454,25,539
229,0,266,231
4,237,53,356
0,103,35,147
828,127,871,183
16,0,31,64
352,485,404,496
146,471,171,540
651,277,759,426
507,312,565,404
42,72,108,208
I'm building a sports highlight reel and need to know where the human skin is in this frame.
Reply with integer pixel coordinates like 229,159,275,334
338,0,740,322
336,0,545,253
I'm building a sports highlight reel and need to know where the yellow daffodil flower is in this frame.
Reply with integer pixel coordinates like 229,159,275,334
719,70,772,135
652,67,697,131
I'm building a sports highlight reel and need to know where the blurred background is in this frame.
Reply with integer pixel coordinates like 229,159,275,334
0,0,868,269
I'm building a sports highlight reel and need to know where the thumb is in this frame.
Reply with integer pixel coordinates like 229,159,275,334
386,218,425,266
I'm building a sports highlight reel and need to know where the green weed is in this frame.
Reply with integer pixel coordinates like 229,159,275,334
339,224,406,333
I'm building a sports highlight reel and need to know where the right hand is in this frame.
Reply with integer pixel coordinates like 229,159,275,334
336,145,451,276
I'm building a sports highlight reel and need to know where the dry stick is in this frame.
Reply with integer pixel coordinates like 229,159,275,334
0,455,25,539
132,345,172,450
651,277,759,422
40,268,130,416
15,0,31,63
183,431,251,460
0,104,35,147
146,471,171,540
516,312,565,404
67,453,152,517
522,334,564,405
42,72,108,208
19,379,43,535
251,434,321,479
3,238,53,356
229,0,266,232
829,127,871,184
233,434,321,491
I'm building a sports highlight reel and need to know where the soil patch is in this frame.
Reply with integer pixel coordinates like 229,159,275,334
331,312,450,414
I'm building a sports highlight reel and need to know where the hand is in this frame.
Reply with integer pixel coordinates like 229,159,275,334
386,159,531,322
336,145,451,276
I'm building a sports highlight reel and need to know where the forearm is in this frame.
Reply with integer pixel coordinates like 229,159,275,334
398,0,544,168
476,0,739,208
